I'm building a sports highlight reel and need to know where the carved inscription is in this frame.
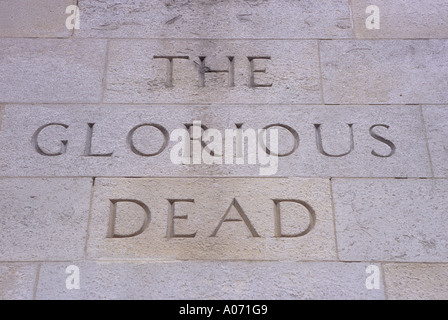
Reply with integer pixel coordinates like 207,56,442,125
32,121,396,159
153,55,272,88
106,197,317,239
88,178,335,260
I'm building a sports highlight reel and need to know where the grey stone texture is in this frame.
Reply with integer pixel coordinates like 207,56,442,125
0,104,431,178
320,40,448,104
0,0,447,300
383,263,448,300
0,264,37,300
333,179,448,262
87,178,335,261
75,0,352,39
351,0,448,39
36,261,385,300
0,178,92,261
422,106,448,178
0,39,107,103
104,40,321,104
0,0,76,38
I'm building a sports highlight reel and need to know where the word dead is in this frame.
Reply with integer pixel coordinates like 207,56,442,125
107,198,316,239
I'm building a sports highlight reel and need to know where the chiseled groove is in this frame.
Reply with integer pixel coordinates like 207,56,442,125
419,105,435,178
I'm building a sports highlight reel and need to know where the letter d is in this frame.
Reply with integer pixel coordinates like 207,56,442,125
107,199,151,238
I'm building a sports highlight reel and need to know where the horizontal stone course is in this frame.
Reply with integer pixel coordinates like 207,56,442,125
36,261,385,300
75,0,352,39
333,179,448,262
0,104,431,177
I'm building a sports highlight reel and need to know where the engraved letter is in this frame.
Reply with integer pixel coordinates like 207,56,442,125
32,123,69,156
84,123,113,157
198,56,235,87
273,199,316,238
107,199,150,239
184,122,214,160
211,198,260,237
369,124,396,158
127,124,169,157
167,199,197,239
153,56,189,87
365,5,380,30
248,56,273,88
314,123,354,157
259,124,299,157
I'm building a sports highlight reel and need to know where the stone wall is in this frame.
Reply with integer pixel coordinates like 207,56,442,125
0,0,447,300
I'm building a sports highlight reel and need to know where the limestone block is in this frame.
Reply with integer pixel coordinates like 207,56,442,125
87,178,335,261
76,0,352,39
320,40,448,104
333,179,448,262
36,261,384,300
0,264,37,300
0,0,75,38
0,178,92,261
0,39,106,103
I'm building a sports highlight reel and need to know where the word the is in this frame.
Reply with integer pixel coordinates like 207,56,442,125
154,55,273,88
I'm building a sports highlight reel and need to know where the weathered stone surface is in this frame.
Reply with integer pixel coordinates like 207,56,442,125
0,105,4,131
104,40,320,104
422,106,448,178
333,179,448,262
0,105,430,177
0,179,92,261
0,39,106,103
0,264,37,300
383,263,448,300
352,0,448,39
87,178,335,260
0,0,75,38
320,40,448,104
36,261,384,300
76,0,352,39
